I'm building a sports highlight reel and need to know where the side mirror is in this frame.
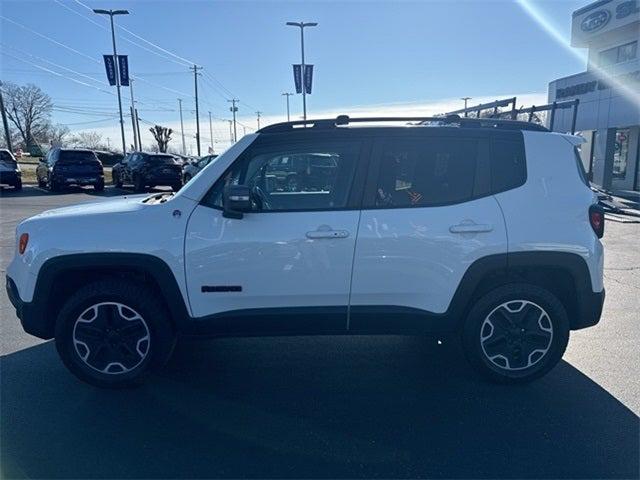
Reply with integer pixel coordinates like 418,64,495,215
223,184,252,219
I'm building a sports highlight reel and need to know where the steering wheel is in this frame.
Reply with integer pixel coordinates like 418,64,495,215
251,185,272,211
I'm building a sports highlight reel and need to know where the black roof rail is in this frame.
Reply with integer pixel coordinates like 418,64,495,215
257,114,549,133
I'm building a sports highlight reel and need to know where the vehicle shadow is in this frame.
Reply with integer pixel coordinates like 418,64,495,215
1,336,638,479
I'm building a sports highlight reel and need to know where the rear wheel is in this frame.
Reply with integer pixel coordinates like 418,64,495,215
94,179,105,192
462,283,569,384
13,179,22,191
48,178,60,192
38,177,46,188
55,279,176,388
171,183,182,192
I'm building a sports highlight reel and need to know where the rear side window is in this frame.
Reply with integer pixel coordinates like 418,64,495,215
147,155,177,165
58,150,98,164
374,138,478,208
490,138,526,193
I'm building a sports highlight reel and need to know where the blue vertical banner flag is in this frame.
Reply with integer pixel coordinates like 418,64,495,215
293,64,302,94
103,55,116,86
304,65,314,94
118,55,129,86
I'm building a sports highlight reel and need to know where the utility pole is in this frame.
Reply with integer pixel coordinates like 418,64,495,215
190,64,202,156
134,108,141,150
228,99,238,143
461,97,472,117
228,120,233,144
178,98,186,155
281,92,293,122
256,111,262,130
0,81,13,153
129,79,138,150
208,111,214,153
286,21,317,121
93,8,129,154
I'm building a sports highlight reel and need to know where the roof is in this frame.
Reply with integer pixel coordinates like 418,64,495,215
257,115,549,134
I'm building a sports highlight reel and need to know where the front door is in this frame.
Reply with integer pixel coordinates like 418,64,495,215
184,134,367,334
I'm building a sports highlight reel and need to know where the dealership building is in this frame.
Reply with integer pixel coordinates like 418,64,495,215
548,0,639,192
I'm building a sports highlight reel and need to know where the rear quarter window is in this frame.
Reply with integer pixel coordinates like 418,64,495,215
58,151,99,164
490,137,526,193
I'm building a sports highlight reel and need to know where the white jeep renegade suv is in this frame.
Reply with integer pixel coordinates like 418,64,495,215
6,115,605,387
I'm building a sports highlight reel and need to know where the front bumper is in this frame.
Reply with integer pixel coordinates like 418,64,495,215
6,276,52,339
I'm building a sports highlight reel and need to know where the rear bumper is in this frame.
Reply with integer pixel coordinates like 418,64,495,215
6,276,52,339
55,175,103,185
573,288,605,330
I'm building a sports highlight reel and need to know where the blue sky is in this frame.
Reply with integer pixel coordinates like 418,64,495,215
0,0,588,152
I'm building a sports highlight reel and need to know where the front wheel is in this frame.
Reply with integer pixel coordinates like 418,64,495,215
55,279,176,388
462,283,569,384
134,175,146,193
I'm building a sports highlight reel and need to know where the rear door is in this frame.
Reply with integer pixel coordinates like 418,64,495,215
349,130,508,332
184,132,369,333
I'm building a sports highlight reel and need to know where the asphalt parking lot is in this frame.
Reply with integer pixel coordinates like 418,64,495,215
1,185,638,479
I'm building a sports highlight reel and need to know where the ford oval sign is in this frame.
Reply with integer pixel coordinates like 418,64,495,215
581,9,611,32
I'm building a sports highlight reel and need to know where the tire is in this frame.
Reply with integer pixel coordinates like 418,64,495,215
13,179,22,191
49,178,60,192
134,175,146,193
38,177,46,188
183,174,191,184
55,279,176,388
171,183,182,192
461,283,569,384
94,179,105,192
113,171,122,188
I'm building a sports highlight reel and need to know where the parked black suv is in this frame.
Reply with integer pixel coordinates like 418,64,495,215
112,152,182,192
36,148,104,191
0,149,22,190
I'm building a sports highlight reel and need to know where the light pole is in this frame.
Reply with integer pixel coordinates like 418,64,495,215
281,92,293,122
461,97,472,117
93,8,129,154
228,99,238,142
286,21,317,121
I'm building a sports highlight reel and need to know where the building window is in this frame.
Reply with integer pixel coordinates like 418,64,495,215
599,41,638,67
613,128,630,179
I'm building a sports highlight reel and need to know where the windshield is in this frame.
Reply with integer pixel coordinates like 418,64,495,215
58,151,98,164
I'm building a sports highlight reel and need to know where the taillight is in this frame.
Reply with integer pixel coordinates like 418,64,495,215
18,233,29,254
589,205,605,238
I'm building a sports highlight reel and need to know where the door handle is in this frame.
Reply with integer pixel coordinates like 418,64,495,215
449,223,493,234
306,229,350,239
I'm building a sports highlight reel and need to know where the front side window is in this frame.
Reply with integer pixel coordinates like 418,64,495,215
374,138,478,208
204,140,360,212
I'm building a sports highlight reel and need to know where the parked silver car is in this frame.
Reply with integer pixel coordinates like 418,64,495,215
182,154,217,183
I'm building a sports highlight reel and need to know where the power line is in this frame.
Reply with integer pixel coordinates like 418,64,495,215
54,0,193,68
72,0,195,66
0,15,100,64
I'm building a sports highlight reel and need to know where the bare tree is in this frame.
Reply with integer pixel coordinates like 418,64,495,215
2,83,53,148
47,124,70,147
68,131,106,150
149,125,173,153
